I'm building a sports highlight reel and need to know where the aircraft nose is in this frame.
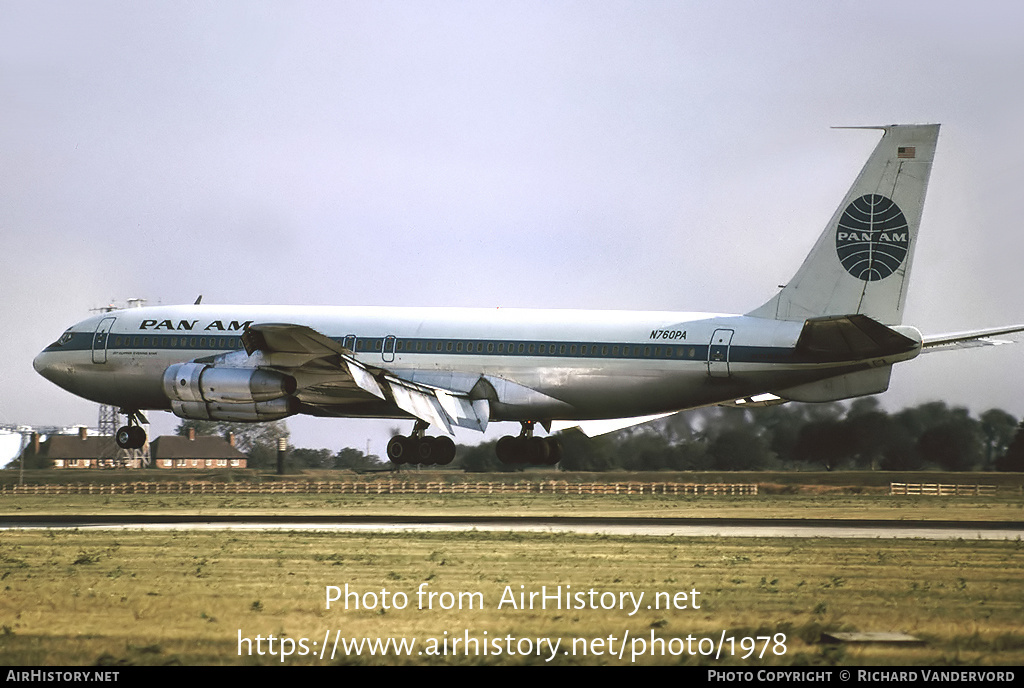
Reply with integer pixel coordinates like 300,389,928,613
33,349,67,387
33,350,47,376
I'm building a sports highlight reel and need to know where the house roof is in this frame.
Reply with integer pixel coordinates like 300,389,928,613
151,435,247,460
29,436,119,459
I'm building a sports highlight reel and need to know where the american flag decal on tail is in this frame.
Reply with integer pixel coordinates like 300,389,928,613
898,146,916,159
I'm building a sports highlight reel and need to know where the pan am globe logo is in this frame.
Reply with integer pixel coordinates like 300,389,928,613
835,194,909,281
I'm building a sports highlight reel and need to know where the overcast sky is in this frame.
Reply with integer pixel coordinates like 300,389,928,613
3,1,1024,456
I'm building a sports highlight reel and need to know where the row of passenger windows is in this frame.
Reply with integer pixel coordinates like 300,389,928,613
109,333,700,360
354,337,700,359
113,336,241,350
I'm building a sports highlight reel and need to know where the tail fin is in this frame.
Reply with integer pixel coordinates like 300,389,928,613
748,124,939,325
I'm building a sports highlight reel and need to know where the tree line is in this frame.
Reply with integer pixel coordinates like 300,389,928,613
549,399,1023,473
178,398,1024,473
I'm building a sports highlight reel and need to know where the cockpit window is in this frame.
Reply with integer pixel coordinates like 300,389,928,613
54,332,74,347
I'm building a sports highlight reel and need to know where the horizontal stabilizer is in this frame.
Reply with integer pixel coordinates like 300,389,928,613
922,324,1024,352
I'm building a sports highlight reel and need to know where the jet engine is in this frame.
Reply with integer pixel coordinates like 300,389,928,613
163,362,299,421
169,397,300,422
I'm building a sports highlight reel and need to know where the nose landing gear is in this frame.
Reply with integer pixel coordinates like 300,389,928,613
115,410,149,450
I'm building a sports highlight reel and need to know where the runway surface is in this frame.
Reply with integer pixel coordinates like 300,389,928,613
3,514,1023,539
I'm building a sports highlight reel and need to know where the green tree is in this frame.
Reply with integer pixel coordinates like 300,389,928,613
980,409,1018,470
290,447,334,469
876,425,922,471
882,402,960,471
995,420,1024,472
454,440,510,472
844,400,899,470
707,426,774,470
334,447,384,471
915,407,981,471
753,403,808,466
793,419,852,470
554,431,618,471
617,432,676,471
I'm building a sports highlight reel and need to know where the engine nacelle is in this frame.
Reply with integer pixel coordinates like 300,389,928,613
171,397,300,422
163,363,297,404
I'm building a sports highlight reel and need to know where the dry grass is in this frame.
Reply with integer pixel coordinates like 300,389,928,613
0,529,1021,665
2,480,1021,665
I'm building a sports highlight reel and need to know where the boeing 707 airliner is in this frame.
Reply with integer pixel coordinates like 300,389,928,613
33,124,1024,465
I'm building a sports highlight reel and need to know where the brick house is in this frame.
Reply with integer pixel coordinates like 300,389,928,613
150,429,247,469
20,427,246,469
22,427,144,469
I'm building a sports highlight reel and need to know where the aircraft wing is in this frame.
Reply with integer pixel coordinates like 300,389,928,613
921,324,1024,352
552,392,789,438
549,413,677,438
237,323,489,433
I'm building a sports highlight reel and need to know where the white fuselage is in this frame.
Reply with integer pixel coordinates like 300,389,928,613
33,304,922,427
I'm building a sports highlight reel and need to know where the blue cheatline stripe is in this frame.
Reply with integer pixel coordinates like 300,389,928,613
47,331,805,364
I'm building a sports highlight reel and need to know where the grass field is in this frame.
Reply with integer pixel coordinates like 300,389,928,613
0,529,1021,666
1,472,1022,666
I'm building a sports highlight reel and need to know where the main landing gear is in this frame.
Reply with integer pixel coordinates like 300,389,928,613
386,421,457,466
386,420,563,467
115,410,148,450
496,421,561,466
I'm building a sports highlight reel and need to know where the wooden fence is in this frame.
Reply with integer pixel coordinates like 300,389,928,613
0,481,757,496
5,481,1013,497
890,482,998,496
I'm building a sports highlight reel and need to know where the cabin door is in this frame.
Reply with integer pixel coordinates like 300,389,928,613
92,317,116,364
383,335,396,362
707,328,734,378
